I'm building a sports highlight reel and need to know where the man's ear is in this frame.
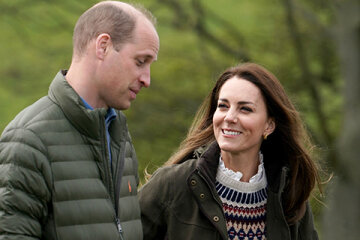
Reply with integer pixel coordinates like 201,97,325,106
95,33,112,60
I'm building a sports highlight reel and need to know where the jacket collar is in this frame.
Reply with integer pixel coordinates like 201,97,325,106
194,141,289,193
48,70,109,140
195,141,221,188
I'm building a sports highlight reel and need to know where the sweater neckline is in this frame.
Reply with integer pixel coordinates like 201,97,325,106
218,152,265,183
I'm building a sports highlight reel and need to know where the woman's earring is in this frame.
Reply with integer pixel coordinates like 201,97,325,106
263,133,268,140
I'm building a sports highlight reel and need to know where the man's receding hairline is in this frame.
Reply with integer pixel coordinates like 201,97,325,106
72,1,157,58
93,1,150,24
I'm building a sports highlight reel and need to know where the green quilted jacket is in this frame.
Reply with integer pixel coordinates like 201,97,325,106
0,71,142,240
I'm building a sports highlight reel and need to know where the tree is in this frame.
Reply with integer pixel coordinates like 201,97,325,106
322,0,360,238
128,1,342,195
0,1,348,233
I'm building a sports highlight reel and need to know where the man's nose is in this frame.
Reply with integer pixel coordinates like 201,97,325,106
140,67,151,88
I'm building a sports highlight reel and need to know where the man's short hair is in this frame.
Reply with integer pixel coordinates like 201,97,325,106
73,2,156,57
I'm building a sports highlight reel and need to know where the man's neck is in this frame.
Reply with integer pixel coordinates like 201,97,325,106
65,58,104,109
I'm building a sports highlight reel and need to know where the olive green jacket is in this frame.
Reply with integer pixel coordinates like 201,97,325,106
139,142,318,240
0,71,142,240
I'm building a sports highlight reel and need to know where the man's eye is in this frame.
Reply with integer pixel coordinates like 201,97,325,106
136,59,145,66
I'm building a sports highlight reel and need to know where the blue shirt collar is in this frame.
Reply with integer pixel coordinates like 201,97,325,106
105,108,117,125
80,97,117,122
81,97,94,110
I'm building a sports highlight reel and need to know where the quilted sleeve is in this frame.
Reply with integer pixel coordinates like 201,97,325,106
0,127,52,239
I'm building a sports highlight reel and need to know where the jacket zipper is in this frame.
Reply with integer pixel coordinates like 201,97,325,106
116,217,124,239
100,115,124,237
114,141,126,236
100,117,114,200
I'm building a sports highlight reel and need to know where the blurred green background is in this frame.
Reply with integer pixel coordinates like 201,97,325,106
1,0,357,237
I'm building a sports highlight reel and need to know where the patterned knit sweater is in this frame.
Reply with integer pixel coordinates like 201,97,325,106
216,158,268,240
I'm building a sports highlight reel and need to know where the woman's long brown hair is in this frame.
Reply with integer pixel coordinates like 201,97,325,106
165,63,320,223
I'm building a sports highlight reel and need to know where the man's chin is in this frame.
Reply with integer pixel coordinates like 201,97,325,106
110,101,131,111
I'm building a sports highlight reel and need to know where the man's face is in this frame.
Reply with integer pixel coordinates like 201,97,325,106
97,18,159,110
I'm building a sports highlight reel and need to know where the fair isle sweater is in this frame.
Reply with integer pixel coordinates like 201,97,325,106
216,154,268,240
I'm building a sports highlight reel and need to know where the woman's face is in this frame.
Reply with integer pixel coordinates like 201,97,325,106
213,77,274,156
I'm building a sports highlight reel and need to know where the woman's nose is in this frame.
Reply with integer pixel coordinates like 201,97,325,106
224,109,237,123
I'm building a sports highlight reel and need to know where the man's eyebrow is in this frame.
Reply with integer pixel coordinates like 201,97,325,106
141,54,158,62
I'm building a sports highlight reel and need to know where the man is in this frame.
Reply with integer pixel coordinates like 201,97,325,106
0,1,159,240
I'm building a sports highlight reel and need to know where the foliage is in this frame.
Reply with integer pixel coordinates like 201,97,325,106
0,0,346,233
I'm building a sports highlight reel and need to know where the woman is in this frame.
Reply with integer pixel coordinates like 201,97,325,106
139,63,320,240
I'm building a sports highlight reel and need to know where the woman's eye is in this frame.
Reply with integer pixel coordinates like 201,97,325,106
241,106,253,112
217,103,227,108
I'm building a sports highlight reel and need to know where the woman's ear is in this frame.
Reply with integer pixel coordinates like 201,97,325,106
264,118,276,136
95,33,111,60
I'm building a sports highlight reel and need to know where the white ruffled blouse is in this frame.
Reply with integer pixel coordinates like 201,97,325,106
218,152,266,183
